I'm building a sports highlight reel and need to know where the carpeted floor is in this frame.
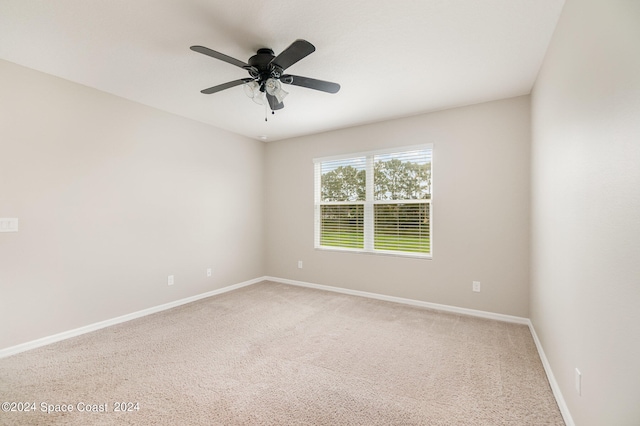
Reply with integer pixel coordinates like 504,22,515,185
0,281,564,425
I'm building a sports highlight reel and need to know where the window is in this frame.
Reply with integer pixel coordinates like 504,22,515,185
314,145,432,257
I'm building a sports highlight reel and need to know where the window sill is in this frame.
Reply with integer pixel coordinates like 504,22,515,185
315,246,432,260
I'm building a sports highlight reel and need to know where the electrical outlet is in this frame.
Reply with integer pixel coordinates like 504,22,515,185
207,268,212,277
298,261,303,269
472,281,481,292
168,275,174,286
575,368,582,395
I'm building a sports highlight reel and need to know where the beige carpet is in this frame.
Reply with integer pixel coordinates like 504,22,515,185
0,281,564,425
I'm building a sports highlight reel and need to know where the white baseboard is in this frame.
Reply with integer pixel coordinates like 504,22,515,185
0,277,263,359
528,320,575,426
265,276,530,325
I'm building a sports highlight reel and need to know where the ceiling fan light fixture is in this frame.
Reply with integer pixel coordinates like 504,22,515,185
252,90,266,105
265,78,288,103
243,81,259,98
274,87,288,104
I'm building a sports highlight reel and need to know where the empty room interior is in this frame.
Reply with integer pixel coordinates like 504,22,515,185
1,0,638,425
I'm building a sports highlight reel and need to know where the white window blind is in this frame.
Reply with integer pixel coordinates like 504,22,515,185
316,156,366,249
314,145,432,257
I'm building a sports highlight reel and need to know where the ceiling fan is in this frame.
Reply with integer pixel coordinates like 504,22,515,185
190,39,340,115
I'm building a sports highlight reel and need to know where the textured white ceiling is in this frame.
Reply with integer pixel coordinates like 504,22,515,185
0,0,565,141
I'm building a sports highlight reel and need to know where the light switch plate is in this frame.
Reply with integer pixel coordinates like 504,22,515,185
0,218,18,232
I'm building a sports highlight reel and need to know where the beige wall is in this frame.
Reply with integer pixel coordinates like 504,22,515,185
265,96,531,317
0,59,265,349
531,0,640,424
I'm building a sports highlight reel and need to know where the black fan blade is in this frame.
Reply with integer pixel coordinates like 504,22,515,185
280,75,340,94
201,78,253,94
271,40,315,71
266,93,284,110
190,45,248,69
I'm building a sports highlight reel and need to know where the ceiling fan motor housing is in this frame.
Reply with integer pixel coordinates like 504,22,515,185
248,48,283,84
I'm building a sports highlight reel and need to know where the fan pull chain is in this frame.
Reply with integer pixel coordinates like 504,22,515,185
264,105,276,121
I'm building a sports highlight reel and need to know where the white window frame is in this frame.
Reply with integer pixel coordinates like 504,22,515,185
314,144,433,259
